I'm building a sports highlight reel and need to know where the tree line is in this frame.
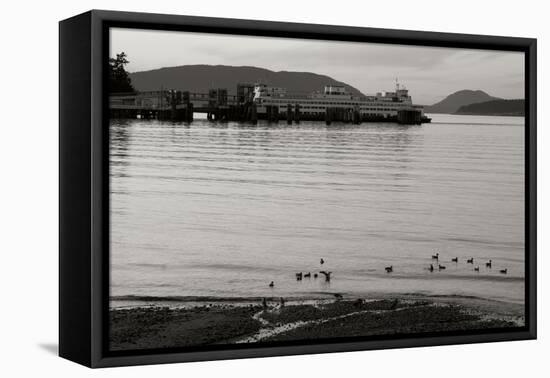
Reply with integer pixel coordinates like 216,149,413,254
109,52,134,93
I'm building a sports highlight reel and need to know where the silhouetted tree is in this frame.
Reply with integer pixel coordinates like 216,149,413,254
109,52,135,93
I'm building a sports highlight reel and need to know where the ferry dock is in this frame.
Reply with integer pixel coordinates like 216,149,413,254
109,83,430,125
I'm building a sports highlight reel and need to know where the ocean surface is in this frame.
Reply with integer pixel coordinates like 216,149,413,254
109,114,525,306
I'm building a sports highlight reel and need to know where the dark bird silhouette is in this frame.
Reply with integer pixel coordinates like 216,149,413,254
304,272,311,278
467,258,474,264
334,293,343,300
319,271,332,282
320,258,325,265
314,273,318,279
385,266,393,273
295,272,303,281
486,260,492,268
500,268,508,274
429,264,434,272
438,264,446,270
452,257,458,263
269,281,274,288
432,252,439,260
474,266,480,272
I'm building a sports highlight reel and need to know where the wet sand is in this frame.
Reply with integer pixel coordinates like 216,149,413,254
109,296,524,351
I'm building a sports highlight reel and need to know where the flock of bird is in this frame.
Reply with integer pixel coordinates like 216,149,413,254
268,258,332,288
267,253,509,289
385,252,508,275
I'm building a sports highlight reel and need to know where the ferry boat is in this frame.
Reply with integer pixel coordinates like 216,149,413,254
252,81,431,124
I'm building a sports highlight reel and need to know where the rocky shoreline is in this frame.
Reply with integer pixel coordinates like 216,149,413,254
109,296,523,351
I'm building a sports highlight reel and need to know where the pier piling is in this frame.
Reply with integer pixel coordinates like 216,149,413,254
250,104,258,124
294,104,301,124
286,104,293,125
353,107,361,124
325,108,333,125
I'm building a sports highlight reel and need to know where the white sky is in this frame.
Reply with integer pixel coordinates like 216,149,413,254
110,28,525,105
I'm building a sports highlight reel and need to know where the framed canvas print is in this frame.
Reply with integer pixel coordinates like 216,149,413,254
59,10,536,368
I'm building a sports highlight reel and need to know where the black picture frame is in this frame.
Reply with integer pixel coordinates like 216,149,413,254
59,9,537,368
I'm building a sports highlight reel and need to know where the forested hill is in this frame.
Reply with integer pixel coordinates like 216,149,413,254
455,99,525,116
425,90,500,114
129,65,365,96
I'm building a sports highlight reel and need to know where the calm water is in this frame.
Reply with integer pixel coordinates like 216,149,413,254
109,114,525,305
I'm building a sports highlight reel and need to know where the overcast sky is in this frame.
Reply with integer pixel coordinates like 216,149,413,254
110,28,524,105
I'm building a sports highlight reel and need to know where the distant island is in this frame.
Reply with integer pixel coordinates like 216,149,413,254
425,89,524,116
425,90,500,114
455,99,525,116
129,65,365,96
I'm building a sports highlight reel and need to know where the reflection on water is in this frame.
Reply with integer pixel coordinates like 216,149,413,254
110,114,525,305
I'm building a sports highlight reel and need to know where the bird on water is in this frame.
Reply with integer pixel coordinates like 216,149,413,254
432,252,439,260
474,266,480,272
467,258,474,264
500,268,507,274
429,264,434,272
320,258,325,265
486,260,492,268
452,257,458,263
319,271,332,282
269,281,274,288
385,266,393,273
438,264,446,270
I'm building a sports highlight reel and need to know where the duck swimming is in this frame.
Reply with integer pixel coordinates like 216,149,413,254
319,271,332,282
